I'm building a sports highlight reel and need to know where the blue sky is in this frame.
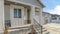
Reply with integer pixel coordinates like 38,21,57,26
41,0,60,15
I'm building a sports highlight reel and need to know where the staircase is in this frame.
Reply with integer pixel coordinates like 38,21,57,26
33,18,49,34
42,26,49,34
33,19,42,34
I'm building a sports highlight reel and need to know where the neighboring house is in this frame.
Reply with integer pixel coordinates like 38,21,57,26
42,12,51,25
51,14,60,23
0,0,45,34
42,12,60,24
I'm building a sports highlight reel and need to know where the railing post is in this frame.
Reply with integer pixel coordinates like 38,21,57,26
41,26,42,34
31,25,35,34
4,26,8,34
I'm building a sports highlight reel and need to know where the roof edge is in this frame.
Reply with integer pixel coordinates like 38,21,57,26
37,0,45,8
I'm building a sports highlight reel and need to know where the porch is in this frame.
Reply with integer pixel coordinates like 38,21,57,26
4,0,41,27
4,1,32,27
4,1,40,34
0,0,43,34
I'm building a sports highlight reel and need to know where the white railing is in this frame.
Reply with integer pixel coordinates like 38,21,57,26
33,17,49,34
4,24,33,34
33,18,42,34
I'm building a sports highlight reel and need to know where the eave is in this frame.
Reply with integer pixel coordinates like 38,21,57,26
37,0,45,8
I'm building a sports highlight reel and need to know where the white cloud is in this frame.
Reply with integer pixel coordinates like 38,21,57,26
47,5,60,15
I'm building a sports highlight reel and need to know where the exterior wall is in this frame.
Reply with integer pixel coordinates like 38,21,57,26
10,5,25,27
42,16,45,25
6,0,43,26
24,8,28,24
4,5,29,26
42,12,60,24
40,7,43,25
0,0,4,31
7,0,41,7
51,20,60,23
51,15,60,23
0,0,44,34
42,12,51,25
0,33,3,34
47,14,51,23
4,5,10,20
4,4,42,27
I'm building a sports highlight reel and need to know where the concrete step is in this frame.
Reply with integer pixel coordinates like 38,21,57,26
42,29,47,32
34,26,41,28
36,30,41,34
43,31,49,34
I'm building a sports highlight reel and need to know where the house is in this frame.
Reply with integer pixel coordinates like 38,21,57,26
51,14,60,23
42,12,51,25
42,12,60,24
0,0,45,34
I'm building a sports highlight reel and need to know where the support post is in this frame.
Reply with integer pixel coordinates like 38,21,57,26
4,26,8,34
39,7,43,34
31,25,35,34
30,6,35,24
0,0,4,31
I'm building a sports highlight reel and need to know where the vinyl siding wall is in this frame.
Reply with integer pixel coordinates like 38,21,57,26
4,5,10,20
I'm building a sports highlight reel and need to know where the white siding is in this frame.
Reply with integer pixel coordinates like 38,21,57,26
0,0,4,31
24,8,28,24
4,5,29,26
10,5,25,27
42,12,51,25
4,5,10,20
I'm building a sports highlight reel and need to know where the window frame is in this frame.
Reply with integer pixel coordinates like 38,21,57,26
14,8,22,18
52,17,57,20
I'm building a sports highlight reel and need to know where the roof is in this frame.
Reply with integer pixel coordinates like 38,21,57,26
42,12,50,14
37,0,45,8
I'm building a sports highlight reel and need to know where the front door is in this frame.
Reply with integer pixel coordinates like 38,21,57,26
27,9,31,24
10,5,24,27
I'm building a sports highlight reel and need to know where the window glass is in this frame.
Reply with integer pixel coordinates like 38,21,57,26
18,9,21,18
52,17,57,20
35,11,39,15
35,8,39,16
14,8,18,18
14,8,21,18
59,18,60,20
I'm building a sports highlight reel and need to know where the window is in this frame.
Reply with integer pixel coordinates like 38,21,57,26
59,18,60,20
35,8,39,16
14,8,17,18
14,8,21,18
5,20,11,27
18,9,21,18
52,17,57,20
35,11,39,15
